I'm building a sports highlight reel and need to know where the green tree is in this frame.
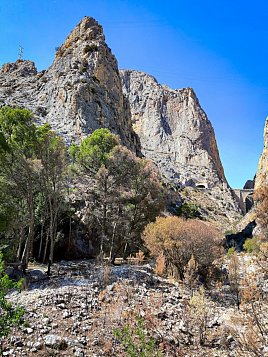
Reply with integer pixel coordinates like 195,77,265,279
71,128,119,172
0,107,69,269
104,146,165,259
35,124,68,269
0,178,15,233
177,201,199,219
72,129,165,260
0,107,40,268
0,178,24,261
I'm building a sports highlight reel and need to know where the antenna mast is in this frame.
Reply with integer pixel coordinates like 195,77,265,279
18,46,24,60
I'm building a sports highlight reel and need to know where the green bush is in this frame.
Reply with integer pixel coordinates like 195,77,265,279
113,316,162,357
177,202,199,219
227,247,236,258
0,253,24,339
243,238,260,254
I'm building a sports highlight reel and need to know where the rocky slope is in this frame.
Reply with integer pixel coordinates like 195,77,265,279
0,17,139,151
255,116,268,189
3,258,267,356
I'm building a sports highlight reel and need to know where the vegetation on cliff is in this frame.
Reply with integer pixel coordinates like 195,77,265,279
0,107,165,267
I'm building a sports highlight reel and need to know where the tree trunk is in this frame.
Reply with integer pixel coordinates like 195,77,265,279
68,216,72,252
100,174,108,257
48,196,55,268
43,231,49,263
123,242,129,260
38,223,44,261
21,193,35,267
16,227,24,261
109,222,117,263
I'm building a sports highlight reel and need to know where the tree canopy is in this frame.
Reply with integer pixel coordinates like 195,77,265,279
0,107,68,268
71,129,165,260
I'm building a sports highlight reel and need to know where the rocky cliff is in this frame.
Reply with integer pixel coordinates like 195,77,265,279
0,16,241,227
0,17,138,151
120,70,226,188
255,116,268,189
120,70,241,226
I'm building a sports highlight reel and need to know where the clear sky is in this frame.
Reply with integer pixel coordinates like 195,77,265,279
0,0,267,188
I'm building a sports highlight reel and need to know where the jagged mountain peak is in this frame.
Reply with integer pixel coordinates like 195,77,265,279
0,17,139,152
54,16,105,62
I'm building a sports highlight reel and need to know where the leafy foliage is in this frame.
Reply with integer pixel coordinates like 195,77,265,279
243,237,260,254
0,253,24,338
71,128,119,172
0,107,69,267
113,316,162,357
0,178,16,232
227,246,236,258
176,201,200,219
72,130,165,260
0,109,164,265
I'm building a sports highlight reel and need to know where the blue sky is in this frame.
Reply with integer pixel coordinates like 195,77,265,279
0,0,267,188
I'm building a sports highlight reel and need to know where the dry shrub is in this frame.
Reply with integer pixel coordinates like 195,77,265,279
188,286,209,346
184,254,199,291
228,252,241,309
135,250,145,264
92,282,136,353
154,252,166,276
143,216,222,281
231,273,268,357
100,263,112,287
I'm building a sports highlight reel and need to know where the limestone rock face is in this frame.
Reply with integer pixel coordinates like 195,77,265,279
120,70,242,226
120,70,226,188
255,117,268,189
0,17,138,151
0,60,37,76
